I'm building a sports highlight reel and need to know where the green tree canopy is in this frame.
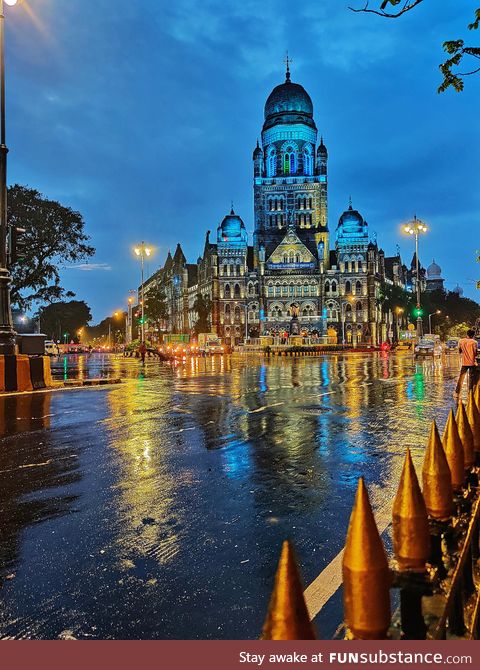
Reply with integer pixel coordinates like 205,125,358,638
193,293,212,334
8,185,95,309
350,1,480,92
37,300,92,342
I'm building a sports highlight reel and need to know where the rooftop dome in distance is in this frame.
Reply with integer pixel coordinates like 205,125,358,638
452,284,464,297
427,259,442,279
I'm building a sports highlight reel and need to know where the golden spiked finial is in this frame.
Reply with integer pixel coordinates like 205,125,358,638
422,420,453,520
342,478,391,639
455,401,475,469
260,540,316,640
466,390,480,452
442,409,465,491
393,449,430,571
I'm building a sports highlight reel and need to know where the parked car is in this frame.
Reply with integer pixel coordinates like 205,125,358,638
414,336,443,358
445,338,460,353
44,340,60,356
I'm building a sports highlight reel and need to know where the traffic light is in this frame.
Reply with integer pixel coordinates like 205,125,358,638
413,307,424,318
9,225,27,264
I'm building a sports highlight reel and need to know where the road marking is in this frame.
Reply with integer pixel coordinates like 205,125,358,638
303,486,394,620
249,402,284,413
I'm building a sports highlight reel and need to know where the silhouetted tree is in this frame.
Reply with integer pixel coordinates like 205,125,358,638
37,300,92,342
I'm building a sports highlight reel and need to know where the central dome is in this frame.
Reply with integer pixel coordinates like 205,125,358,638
264,81,313,119
263,70,315,131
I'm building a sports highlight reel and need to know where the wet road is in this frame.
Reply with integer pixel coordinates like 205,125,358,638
0,352,464,639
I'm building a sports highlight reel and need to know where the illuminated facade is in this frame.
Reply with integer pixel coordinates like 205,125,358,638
142,66,439,345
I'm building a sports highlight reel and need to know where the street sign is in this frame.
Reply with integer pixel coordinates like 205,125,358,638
408,323,415,331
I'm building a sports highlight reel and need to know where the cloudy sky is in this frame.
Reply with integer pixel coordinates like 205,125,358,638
7,0,480,321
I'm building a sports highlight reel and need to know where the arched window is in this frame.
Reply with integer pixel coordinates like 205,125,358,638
284,148,296,175
345,281,352,294
268,285,274,297
225,304,231,321
289,284,294,295
234,306,241,321
234,284,241,299
304,284,310,295
283,253,288,263
345,303,352,314
331,281,337,293
295,253,300,263
296,285,302,296
288,251,295,263
356,281,362,295
275,285,281,297
268,199,273,211
268,150,276,177
274,198,278,210
224,284,231,299
309,197,313,209
345,261,350,272
356,301,363,312
325,281,330,293
304,146,313,176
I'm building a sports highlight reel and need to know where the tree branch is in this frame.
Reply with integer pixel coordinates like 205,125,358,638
348,0,424,18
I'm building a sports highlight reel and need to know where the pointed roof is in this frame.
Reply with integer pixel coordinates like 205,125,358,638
173,242,186,265
164,250,173,272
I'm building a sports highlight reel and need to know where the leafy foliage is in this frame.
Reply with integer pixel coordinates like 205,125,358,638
8,185,95,309
350,2,480,92
37,300,92,342
145,286,169,326
193,293,212,334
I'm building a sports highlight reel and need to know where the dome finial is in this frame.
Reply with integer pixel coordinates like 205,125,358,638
349,195,353,210
230,200,235,215
284,51,292,82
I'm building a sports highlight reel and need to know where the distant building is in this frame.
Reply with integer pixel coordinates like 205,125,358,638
426,259,445,292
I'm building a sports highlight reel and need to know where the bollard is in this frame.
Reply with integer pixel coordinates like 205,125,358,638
442,410,465,492
455,401,475,470
422,420,453,521
342,477,391,639
393,449,430,571
260,540,316,640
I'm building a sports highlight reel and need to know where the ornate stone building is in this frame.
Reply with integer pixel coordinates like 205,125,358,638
140,66,442,346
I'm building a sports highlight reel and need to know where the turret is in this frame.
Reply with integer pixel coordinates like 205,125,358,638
316,137,328,175
253,139,264,178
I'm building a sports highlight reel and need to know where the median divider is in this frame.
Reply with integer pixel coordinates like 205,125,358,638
0,354,53,393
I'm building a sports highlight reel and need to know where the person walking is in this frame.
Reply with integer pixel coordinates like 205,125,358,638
454,329,478,396
138,341,147,365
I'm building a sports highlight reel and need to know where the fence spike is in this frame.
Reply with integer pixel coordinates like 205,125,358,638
342,477,391,639
455,401,475,469
442,410,465,492
422,420,453,520
466,391,480,452
260,540,316,640
393,449,430,570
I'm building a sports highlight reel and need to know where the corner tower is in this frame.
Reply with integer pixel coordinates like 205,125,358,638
253,62,329,268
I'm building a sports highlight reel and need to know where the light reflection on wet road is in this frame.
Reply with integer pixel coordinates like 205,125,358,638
0,352,463,639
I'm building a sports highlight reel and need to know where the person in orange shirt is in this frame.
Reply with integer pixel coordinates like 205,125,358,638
454,329,478,396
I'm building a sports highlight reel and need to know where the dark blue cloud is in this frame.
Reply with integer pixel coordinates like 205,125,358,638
6,0,480,319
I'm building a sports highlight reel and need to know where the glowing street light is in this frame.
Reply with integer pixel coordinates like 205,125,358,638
133,242,153,342
403,216,428,338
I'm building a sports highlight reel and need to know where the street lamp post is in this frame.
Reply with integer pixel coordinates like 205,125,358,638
404,216,428,339
428,309,441,334
134,243,152,343
0,0,18,355
126,293,135,344
394,306,404,343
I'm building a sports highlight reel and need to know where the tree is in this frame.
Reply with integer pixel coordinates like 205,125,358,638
145,286,169,328
8,185,95,309
193,293,212,334
350,1,480,92
86,313,126,344
37,300,92,342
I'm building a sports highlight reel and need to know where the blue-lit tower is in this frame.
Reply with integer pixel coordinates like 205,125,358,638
253,62,329,267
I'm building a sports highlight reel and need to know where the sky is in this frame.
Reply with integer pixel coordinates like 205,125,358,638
6,0,480,322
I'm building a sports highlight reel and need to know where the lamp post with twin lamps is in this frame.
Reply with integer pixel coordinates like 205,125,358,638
0,0,19,354
134,243,152,343
404,216,428,338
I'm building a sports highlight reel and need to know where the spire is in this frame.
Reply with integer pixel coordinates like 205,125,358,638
392,449,430,571
348,195,353,210
230,201,235,215
284,51,292,82
256,138,259,149
442,409,465,491
422,420,453,520
342,478,391,639
260,540,316,640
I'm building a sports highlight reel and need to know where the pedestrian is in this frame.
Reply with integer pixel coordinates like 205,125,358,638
139,341,147,365
454,329,478,397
